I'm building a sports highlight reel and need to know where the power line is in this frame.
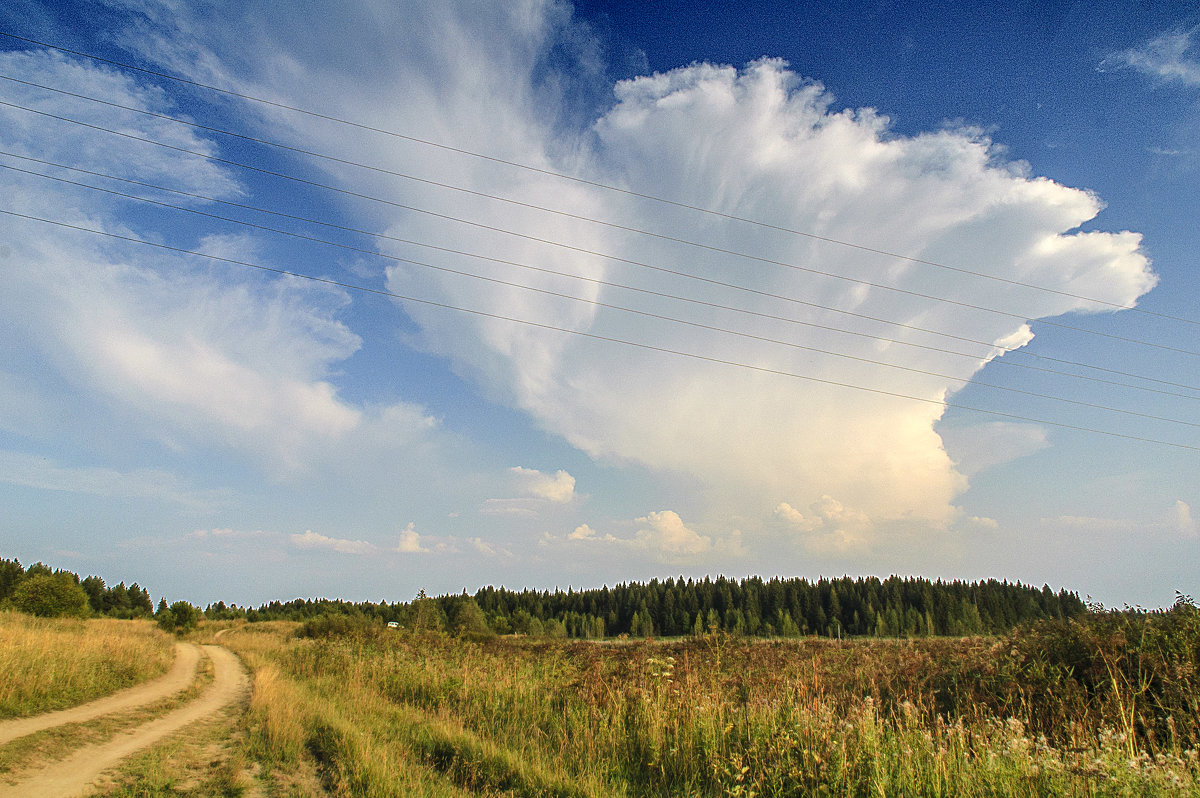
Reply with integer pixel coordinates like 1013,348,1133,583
9,150,1200,400
1,30,1193,328
4,147,1195,398
1,71,1179,324
3,206,1197,452
8,159,1195,429
2,97,1196,361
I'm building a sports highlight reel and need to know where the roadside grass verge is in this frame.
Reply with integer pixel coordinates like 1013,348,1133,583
22,608,1190,796
220,622,510,797
0,612,174,718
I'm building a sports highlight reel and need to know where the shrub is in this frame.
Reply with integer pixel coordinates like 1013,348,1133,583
157,600,201,634
297,613,380,639
10,573,90,618
1007,599,1200,751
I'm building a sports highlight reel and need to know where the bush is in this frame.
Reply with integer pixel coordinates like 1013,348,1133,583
1007,599,1200,751
11,573,90,618
450,597,494,639
157,600,201,634
297,613,381,639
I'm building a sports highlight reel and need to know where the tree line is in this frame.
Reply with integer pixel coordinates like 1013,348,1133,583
0,557,153,618
227,575,1086,639
2,555,1086,639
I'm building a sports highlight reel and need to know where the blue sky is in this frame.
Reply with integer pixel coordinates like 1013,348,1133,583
0,0,1197,608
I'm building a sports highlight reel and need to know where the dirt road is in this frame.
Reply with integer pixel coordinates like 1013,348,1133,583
0,644,248,798
0,642,202,747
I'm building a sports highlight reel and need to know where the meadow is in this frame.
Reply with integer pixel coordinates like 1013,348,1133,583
0,611,174,718
217,600,1200,797
2,600,1198,795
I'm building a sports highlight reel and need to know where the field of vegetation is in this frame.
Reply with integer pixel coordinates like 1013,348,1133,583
0,611,174,718
217,599,1200,797
2,556,1198,795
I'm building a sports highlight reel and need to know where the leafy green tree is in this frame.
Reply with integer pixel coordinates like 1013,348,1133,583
488,613,512,635
0,558,23,603
450,597,493,637
526,616,545,637
81,575,107,613
413,589,445,632
11,572,90,617
24,562,53,578
168,600,200,633
156,606,175,632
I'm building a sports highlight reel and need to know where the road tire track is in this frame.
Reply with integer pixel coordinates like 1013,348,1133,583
0,642,201,746
0,645,248,798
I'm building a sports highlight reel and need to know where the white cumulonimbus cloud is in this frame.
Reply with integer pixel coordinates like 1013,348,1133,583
1171,501,1197,539
634,510,712,557
395,523,429,553
28,1,1160,556
774,498,874,554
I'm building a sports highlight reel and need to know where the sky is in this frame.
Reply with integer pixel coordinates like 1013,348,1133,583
0,0,1197,608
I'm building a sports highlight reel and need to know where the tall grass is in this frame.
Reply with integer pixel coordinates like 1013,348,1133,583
220,622,482,797
0,611,175,717
221,606,1200,796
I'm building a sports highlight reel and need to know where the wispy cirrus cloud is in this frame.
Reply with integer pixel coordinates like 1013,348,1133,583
0,450,227,511
1047,500,1198,540
1101,27,1200,86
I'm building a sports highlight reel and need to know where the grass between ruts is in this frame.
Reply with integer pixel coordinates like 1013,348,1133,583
0,611,175,718
0,645,216,785
215,614,1200,798
92,682,251,798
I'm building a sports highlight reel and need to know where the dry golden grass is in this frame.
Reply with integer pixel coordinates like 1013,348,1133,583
220,622,1200,797
0,645,215,782
217,622,494,797
0,611,174,718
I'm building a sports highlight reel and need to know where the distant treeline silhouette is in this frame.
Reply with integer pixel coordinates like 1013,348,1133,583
218,575,1086,639
1,555,1086,637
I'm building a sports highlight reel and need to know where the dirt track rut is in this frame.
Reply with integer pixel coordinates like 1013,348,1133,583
0,642,201,747
0,644,248,798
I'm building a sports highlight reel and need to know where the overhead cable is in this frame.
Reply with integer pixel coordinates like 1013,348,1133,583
7,161,1195,429
0,31,1193,327
3,206,1197,452
5,153,1199,403
1,96,1195,361
0,72,1188,326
